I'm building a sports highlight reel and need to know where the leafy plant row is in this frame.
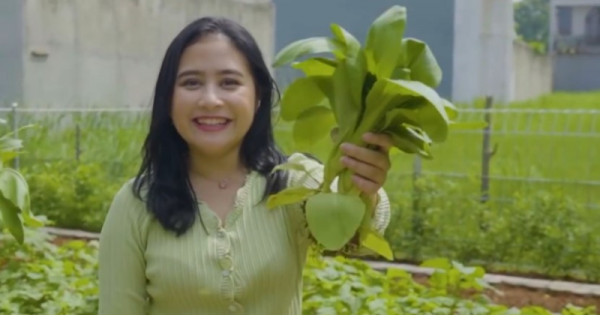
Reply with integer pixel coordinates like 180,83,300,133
0,229,597,315
16,158,600,282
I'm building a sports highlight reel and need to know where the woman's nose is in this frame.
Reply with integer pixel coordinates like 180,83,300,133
198,85,224,108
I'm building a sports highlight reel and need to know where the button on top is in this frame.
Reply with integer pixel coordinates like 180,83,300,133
218,230,226,238
222,270,231,277
229,304,237,312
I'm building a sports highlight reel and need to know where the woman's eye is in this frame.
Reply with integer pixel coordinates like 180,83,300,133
222,78,240,87
182,79,201,87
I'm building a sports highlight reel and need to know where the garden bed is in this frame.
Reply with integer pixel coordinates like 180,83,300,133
410,274,600,313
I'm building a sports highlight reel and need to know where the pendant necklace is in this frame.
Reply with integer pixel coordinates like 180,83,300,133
217,180,228,189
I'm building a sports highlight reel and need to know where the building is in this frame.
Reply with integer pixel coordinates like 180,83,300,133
0,0,275,108
550,0,600,91
0,0,548,108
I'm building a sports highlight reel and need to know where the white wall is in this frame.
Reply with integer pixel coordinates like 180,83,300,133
21,0,275,108
453,0,514,105
512,40,553,102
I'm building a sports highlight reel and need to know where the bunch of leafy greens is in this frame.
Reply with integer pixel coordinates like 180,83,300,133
267,6,483,259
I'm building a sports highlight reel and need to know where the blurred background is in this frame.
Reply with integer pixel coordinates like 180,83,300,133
0,0,599,314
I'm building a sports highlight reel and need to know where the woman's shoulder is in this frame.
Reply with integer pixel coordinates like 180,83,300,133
105,177,152,224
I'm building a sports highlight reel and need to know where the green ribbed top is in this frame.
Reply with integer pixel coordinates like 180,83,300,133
98,153,391,315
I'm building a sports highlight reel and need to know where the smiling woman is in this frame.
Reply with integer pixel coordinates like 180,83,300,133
97,16,393,315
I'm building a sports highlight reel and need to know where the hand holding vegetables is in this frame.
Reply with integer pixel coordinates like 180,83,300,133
267,5,486,260
340,132,393,196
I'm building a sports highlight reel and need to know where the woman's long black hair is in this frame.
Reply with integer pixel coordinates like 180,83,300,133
132,16,288,236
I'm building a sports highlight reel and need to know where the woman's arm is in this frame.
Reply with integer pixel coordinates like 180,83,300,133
98,181,149,315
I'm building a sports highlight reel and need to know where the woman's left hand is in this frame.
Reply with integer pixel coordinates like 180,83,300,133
339,132,393,196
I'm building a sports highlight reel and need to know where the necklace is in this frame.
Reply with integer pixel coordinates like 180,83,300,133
217,180,228,189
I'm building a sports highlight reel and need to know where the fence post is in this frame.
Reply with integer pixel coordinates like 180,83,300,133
411,154,423,259
480,96,497,203
75,123,81,161
11,102,19,170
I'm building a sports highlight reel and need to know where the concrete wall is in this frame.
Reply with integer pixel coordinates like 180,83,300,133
271,0,455,99
0,0,24,106
20,0,275,108
554,55,600,91
512,40,553,102
453,0,515,105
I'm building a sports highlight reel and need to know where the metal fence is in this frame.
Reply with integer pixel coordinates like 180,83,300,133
1,103,599,209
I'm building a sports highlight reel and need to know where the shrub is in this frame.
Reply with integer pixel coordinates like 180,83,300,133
22,161,127,232
385,174,600,282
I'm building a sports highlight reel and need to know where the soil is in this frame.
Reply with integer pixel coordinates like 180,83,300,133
411,275,600,313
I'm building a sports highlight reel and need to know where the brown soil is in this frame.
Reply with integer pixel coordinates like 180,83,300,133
488,284,599,312
412,275,600,313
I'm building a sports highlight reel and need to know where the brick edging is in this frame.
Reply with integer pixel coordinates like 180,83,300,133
41,227,600,297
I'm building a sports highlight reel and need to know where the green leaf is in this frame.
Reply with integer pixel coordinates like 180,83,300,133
280,76,329,121
266,186,318,209
330,24,361,59
0,195,23,244
398,38,443,88
360,226,394,261
365,5,407,78
331,52,367,134
305,193,365,251
273,37,338,68
442,98,459,120
0,167,31,215
292,57,337,76
366,79,450,142
293,106,337,151
386,125,433,159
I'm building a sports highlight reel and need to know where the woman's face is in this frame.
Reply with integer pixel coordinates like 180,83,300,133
171,33,257,158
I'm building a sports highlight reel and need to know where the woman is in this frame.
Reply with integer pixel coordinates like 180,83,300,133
98,16,393,315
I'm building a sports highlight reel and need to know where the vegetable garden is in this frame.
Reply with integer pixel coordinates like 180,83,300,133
1,5,599,315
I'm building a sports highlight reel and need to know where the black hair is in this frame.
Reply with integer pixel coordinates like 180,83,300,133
132,16,288,236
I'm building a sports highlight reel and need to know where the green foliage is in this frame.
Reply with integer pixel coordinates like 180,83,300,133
514,0,550,54
2,230,596,315
385,174,600,282
303,255,597,315
22,161,126,233
269,5,483,259
0,118,42,244
0,229,99,315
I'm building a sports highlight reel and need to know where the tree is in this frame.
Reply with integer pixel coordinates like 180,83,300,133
514,0,550,53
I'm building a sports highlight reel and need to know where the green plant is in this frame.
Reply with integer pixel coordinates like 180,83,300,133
0,229,99,315
22,161,125,233
2,230,596,315
265,5,484,260
303,254,597,315
385,174,600,282
0,118,42,244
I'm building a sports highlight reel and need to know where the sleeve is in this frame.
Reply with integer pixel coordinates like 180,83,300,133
98,181,149,315
286,152,392,255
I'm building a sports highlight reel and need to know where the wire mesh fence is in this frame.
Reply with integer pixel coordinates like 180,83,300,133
2,103,598,209
2,103,600,278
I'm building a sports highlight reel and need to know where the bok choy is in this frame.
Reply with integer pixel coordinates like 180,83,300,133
267,6,485,260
